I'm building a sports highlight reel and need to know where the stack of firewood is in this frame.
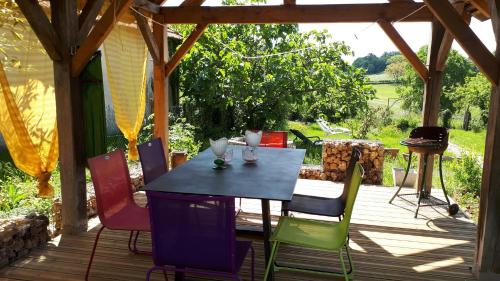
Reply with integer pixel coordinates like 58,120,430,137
299,165,327,180
322,139,384,184
0,214,49,269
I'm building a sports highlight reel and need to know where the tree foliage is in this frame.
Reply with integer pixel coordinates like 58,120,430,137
395,47,477,113
451,73,491,125
178,23,374,140
352,51,399,75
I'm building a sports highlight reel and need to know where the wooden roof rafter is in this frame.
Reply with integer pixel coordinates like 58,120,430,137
15,0,63,61
164,0,208,76
158,2,433,24
78,0,105,44
72,0,134,77
377,19,429,81
424,0,498,84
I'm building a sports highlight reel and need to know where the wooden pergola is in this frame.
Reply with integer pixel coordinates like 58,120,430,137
12,0,500,279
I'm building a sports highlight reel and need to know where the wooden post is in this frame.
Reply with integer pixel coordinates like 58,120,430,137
152,14,169,165
474,1,500,278
51,0,87,234
417,20,446,193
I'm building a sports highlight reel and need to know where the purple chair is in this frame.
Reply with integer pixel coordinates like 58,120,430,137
137,138,168,184
145,192,254,281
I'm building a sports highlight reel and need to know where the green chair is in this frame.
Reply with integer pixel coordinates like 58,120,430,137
264,163,364,281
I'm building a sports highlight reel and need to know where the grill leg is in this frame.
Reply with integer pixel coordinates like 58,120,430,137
389,152,413,204
415,153,428,218
439,154,451,206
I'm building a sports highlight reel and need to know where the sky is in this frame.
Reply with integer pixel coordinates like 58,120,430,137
164,0,497,62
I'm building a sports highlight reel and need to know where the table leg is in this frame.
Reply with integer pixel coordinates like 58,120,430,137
261,199,274,281
174,269,185,281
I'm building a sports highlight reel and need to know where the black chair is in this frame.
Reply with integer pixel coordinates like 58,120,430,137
289,129,323,146
282,148,361,219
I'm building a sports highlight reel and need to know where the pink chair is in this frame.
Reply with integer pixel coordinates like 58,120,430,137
259,131,288,148
86,150,150,280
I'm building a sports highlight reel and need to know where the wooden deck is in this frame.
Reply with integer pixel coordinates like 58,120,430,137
0,179,477,281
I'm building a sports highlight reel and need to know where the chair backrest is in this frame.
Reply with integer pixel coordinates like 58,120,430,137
289,129,312,144
88,150,135,226
338,163,364,241
137,138,168,184
146,192,237,273
259,131,288,148
340,148,361,203
409,126,449,144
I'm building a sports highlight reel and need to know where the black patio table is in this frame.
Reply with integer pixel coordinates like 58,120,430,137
144,145,306,281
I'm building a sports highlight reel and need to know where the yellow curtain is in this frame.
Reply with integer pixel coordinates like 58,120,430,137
103,24,147,161
0,24,58,197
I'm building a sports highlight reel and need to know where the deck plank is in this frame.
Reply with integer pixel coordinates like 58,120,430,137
0,181,476,280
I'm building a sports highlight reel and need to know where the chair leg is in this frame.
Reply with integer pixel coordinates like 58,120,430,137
162,268,169,281
129,230,151,255
250,245,255,281
344,243,354,275
86,225,105,281
133,231,140,252
264,242,279,281
145,266,157,281
128,230,135,252
389,152,412,204
438,154,451,206
338,248,349,281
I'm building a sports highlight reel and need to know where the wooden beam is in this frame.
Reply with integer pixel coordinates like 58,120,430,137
436,1,468,71
284,0,295,5
377,19,428,81
15,0,62,61
133,0,160,14
470,0,491,18
417,20,446,193
152,14,169,166
180,0,206,6
424,0,498,84
78,0,104,45
51,0,88,234
165,23,207,77
474,2,500,279
134,12,160,62
160,3,433,24
72,0,134,77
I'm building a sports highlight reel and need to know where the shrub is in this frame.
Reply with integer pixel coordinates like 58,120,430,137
449,153,482,197
395,118,418,132
441,109,453,129
347,107,380,139
169,118,202,159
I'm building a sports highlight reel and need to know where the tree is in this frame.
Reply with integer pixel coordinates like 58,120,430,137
451,73,491,128
352,51,399,75
178,24,374,140
385,54,406,82
396,47,477,113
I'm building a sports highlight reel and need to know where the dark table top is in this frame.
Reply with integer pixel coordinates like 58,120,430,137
144,146,306,201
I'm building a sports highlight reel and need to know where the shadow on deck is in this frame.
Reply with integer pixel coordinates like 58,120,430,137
0,179,476,281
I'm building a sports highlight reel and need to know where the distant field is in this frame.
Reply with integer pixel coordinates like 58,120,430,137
367,73,392,82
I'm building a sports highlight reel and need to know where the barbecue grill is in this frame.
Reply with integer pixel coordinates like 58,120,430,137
389,126,459,218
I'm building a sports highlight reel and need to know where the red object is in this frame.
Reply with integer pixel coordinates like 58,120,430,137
86,150,151,281
259,131,288,148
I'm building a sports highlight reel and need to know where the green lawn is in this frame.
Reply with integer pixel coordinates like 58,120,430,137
372,84,398,100
287,121,350,140
449,129,486,156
